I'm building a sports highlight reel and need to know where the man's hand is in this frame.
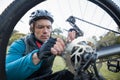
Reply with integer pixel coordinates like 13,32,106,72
51,38,65,55
67,28,77,43
32,30,77,65
37,38,65,60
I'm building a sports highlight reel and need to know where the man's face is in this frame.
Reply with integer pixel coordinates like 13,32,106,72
34,19,52,42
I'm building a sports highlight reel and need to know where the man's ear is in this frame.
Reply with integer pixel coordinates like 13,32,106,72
30,23,34,33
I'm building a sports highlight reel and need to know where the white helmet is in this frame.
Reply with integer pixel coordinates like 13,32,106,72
29,9,54,25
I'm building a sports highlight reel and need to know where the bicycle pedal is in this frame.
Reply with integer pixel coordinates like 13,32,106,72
107,59,120,72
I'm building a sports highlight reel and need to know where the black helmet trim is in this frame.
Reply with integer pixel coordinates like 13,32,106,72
29,10,54,25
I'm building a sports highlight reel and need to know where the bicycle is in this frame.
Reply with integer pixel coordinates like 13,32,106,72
0,0,120,79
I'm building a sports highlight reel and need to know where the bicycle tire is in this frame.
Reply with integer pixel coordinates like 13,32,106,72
89,0,120,28
0,0,120,79
0,0,45,79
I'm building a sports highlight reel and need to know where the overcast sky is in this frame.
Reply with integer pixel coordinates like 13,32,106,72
0,0,120,39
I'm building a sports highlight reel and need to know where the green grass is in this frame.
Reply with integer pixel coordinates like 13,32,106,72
52,56,66,72
53,56,120,80
100,62,120,80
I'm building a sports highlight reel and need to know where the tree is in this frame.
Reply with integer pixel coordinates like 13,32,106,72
8,30,26,45
52,28,63,35
98,31,118,49
116,36,120,44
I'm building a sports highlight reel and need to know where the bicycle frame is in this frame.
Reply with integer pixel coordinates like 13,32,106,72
65,16,120,80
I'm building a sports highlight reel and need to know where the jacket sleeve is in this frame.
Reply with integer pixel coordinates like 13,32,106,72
6,39,43,80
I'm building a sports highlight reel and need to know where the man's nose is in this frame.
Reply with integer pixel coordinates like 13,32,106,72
43,27,48,32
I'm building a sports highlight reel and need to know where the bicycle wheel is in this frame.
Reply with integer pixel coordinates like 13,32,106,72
89,0,120,27
0,0,120,79
0,0,45,79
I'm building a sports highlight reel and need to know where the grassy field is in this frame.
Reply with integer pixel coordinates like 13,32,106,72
100,63,120,80
52,56,120,80
52,56,67,72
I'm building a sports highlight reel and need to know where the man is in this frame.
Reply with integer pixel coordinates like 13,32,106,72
6,10,76,80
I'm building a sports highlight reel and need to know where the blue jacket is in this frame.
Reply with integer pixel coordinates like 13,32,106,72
6,39,42,80
6,34,55,80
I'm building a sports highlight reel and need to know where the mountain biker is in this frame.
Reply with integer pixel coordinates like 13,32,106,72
6,9,76,80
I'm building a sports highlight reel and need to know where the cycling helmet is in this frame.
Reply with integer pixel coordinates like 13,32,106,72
29,10,54,25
